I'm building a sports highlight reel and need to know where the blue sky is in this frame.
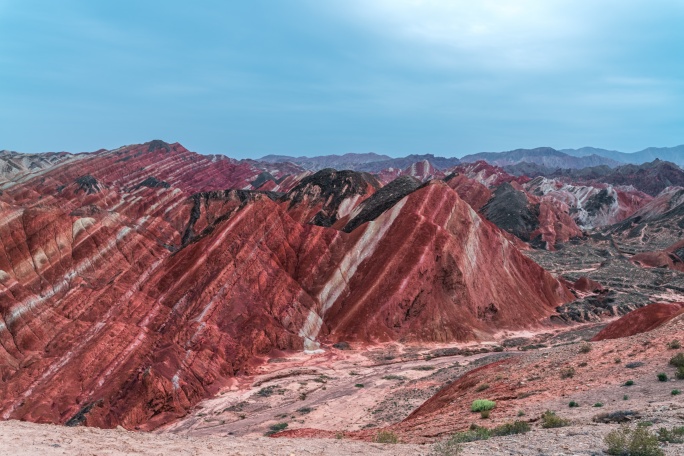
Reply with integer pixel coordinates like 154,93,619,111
0,0,682,158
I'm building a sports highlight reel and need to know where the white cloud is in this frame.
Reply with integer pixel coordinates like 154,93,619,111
335,0,592,71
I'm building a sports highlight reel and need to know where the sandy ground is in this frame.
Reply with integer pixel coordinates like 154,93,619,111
0,420,427,456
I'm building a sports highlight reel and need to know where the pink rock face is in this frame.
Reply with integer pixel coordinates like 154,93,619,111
322,181,572,343
444,173,492,211
0,142,572,430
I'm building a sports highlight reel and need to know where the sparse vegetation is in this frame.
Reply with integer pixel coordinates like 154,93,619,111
560,367,576,379
480,410,490,419
517,410,525,417
257,385,284,397
624,380,635,386
296,407,313,414
354,383,364,388
604,425,664,456
475,383,490,392
431,437,463,455
541,410,570,428
438,420,530,449
471,400,496,412
375,430,399,444
657,373,668,382
670,353,684,368
668,340,681,350
382,375,406,381
624,395,629,400
594,402,604,407
579,342,592,354
676,366,684,380
657,426,684,444
412,366,436,371
265,422,288,436
569,401,579,408
672,389,681,396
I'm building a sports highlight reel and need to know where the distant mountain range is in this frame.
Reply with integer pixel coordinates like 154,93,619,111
561,145,684,167
261,144,684,171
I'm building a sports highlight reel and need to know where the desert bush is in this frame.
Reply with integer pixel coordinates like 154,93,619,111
670,353,684,368
624,380,635,386
296,407,313,414
672,389,681,396
480,410,490,419
657,373,668,382
657,426,684,444
540,410,570,428
667,340,681,350
265,422,288,436
476,383,490,392
354,383,364,388
491,421,530,436
569,401,579,408
382,375,406,381
676,366,684,380
594,402,604,407
471,400,496,412
579,342,592,353
375,430,399,444
560,367,576,379
431,437,463,455
604,425,664,456
451,425,491,443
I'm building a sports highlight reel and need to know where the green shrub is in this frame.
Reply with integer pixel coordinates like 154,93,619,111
624,395,629,400
594,402,604,407
624,380,634,386
672,389,681,396
670,353,684,368
517,410,525,417
471,400,496,412
541,410,570,428
569,401,579,408
375,430,399,444
605,425,664,456
354,383,364,388
657,426,684,443
668,340,681,350
657,373,668,382
265,422,288,436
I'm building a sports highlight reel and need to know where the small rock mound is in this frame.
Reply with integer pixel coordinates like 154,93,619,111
592,302,684,341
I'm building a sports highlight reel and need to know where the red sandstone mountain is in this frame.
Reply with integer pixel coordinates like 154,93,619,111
0,141,573,430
